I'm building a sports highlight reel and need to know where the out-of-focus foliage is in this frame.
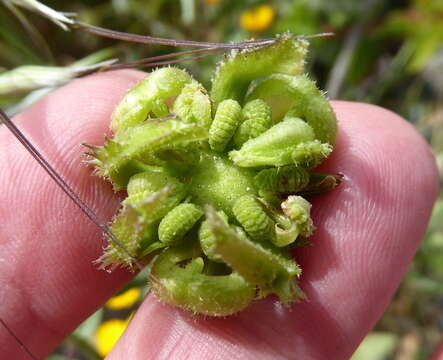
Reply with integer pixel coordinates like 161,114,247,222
351,332,398,360
1,0,442,358
95,318,129,356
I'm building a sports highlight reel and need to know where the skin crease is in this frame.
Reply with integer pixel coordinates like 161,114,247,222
0,71,438,360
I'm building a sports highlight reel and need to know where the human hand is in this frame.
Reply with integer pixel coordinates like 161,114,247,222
0,71,438,359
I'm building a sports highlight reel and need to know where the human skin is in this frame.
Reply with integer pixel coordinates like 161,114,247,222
0,71,438,359
431,340,443,359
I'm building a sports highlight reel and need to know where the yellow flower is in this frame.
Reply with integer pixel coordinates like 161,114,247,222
204,0,220,5
95,319,128,356
240,5,275,32
105,288,141,310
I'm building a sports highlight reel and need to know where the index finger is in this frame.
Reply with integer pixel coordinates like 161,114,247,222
0,70,145,359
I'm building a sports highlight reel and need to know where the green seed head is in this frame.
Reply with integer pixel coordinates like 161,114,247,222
86,33,338,316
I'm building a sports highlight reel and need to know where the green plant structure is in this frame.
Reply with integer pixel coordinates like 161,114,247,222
86,33,339,316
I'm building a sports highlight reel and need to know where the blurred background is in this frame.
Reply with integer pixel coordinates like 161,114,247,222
0,0,442,358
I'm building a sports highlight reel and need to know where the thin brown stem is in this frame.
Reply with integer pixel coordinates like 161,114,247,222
103,47,223,71
105,53,219,71
300,32,335,39
0,317,37,360
73,21,275,49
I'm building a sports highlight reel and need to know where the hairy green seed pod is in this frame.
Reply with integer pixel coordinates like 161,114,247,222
173,81,212,129
125,167,180,203
229,117,315,167
150,246,255,316
247,74,337,146
91,119,208,189
205,207,304,303
97,188,171,270
211,34,307,106
254,165,310,194
209,99,242,152
103,210,161,268
159,203,203,245
233,195,275,240
234,99,272,147
151,99,169,118
125,170,187,222
281,195,314,237
111,67,193,132
291,139,332,169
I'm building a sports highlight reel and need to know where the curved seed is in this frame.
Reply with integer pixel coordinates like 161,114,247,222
173,81,212,129
111,67,192,132
211,34,307,106
97,188,171,270
159,203,203,245
273,195,314,247
234,99,272,147
199,211,229,262
91,119,207,189
125,169,187,221
233,195,274,241
229,117,315,167
246,74,337,146
150,246,255,316
151,99,169,118
204,206,304,303
209,99,242,152
281,195,314,238
125,167,180,202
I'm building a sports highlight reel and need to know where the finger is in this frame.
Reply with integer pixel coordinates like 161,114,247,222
0,70,145,359
431,339,443,360
108,102,439,360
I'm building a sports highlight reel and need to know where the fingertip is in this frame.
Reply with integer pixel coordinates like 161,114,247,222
330,101,439,206
298,101,439,347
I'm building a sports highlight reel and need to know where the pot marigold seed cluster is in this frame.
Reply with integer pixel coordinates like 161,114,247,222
85,33,339,316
